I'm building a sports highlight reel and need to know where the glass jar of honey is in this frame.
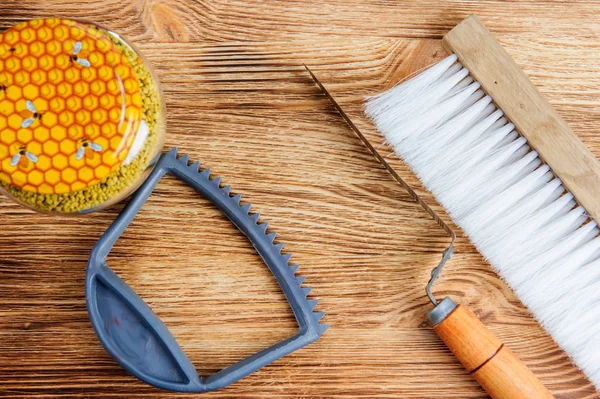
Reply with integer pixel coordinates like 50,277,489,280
0,18,165,213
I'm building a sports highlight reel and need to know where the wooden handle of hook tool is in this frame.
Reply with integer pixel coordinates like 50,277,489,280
429,297,555,399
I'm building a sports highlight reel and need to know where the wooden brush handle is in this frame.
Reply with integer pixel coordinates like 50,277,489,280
429,298,555,399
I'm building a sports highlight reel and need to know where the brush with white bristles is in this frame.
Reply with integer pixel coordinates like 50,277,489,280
366,15,600,399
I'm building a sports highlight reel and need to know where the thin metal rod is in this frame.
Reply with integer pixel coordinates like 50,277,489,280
304,65,456,306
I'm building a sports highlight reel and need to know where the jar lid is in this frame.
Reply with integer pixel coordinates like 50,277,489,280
0,18,143,194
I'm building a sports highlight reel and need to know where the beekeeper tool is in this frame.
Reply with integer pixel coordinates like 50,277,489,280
86,148,328,392
305,60,556,398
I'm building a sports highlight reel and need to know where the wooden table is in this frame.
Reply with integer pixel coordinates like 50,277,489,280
1,1,599,398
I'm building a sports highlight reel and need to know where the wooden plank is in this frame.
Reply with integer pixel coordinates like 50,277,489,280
0,2,599,398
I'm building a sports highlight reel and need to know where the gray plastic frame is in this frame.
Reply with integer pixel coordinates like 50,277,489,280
85,148,328,392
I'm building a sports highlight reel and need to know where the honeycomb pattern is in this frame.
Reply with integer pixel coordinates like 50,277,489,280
0,18,142,194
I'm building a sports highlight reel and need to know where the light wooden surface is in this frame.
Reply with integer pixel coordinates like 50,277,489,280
0,1,599,398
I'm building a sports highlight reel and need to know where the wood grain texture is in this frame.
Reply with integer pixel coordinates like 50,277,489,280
0,1,599,398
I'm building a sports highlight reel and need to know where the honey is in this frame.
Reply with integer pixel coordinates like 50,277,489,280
0,18,165,213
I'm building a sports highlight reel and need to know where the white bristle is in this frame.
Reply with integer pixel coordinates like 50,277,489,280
366,54,600,390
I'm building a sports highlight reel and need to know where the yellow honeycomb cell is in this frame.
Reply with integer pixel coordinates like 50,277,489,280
58,111,74,126
95,136,108,150
50,125,67,141
3,31,19,46
41,83,57,100
8,114,21,129
95,164,110,179
6,86,21,101
38,183,53,194
84,123,100,138
12,170,26,186
43,111,58,127
102,151,118,166
81,37,96,53
38,54,55,71
45,169,60,184
47,68,63,84
83,94,98,110
29,19,44,29
0,71,10,85
97,65,114,82
64,67,81,84
52,153,68,170
71,181,85,191
92,108,108,125
33,126,50,142
43,140,59,156
106,79,119,95
55,55,70,70
28,170,43,185
14,71,31,87
0,100,15,116
99,92,115,109
76,109,91,124
86,153,102,168
2,130,16,144
45,19,61,28
105,51,119,67
22,56,38,73
13,44,28,58
90,80,105,95
49,96,65,113
31,70,47,85
96,39,110,53
108,107,120,123
37,26,53,42
109,135,122,151
36,154,51,171
17,129,32,143
61,167,77,183
88,51,104,67
5,58,21,73
74,81,89,97
62,39,76,55
53,25,69,41
59,139,76,155
29,41,45,57
0,18,143,194
123,78,138,94
78,166,94,182
45,40,62,56
69,27,86,41
23,83,39,99
55,182,69,194
115,65,130,80
57,82,73,98
69,98,87,116
81,67,97,83
67,125,83,139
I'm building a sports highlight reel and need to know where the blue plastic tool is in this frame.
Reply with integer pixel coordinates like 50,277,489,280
85,148,328,392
